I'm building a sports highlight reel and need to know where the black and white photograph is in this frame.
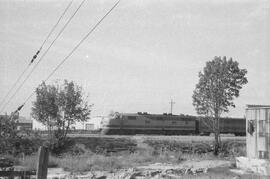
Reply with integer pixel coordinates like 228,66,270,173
0,0,269,178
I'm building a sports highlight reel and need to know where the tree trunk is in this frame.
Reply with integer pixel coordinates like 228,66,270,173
213,115,220,155
214,131,220,155
63,120,70,140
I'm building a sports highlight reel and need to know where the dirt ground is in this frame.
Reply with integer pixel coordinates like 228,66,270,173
50,159,267,179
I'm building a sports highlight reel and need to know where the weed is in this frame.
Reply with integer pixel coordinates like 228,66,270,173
2,136,246,173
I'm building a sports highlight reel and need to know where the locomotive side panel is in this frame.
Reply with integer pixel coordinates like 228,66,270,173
122,114,160,134
198,117,246,136
198,118,211,135
220,118,246,135
163,116,196,135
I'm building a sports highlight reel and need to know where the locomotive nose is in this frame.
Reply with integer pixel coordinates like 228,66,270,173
101,118,109,125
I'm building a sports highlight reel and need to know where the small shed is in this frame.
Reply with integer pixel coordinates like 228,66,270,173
246,105,270,159
85,123,95,130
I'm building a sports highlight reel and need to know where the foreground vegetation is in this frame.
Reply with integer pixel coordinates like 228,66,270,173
1,136,246,173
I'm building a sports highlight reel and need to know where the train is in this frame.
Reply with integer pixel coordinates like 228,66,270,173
100,112,246,136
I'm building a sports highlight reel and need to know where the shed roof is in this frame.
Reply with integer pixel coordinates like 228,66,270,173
246,105,270,109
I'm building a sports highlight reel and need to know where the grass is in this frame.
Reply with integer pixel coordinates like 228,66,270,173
2,135,246,175
144,138,246,159
17,144,161,172
4,135,268,179
16,141,233,172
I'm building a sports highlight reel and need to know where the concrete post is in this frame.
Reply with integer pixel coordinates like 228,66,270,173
36,146,49,179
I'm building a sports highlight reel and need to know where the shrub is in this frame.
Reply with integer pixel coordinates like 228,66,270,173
219,140,246,157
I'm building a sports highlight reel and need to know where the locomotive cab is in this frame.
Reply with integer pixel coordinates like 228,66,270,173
101,112,123,135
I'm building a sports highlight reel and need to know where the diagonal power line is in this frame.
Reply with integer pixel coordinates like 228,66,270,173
0,0,87,113
0,0,74,110
12,0,121,114
39,0,74,50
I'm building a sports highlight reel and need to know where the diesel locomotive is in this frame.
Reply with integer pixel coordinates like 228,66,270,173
101,112,246,136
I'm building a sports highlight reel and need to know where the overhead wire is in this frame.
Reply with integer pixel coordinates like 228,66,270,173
0,0,74,110
12,0,121,114
0,0,86,113
39,0,74,51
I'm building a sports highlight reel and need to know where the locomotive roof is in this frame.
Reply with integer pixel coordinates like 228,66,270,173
120,113,196,118
246,104,270,109
119,113,245,120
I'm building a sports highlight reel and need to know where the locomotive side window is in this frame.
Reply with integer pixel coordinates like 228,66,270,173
128,116,137,120
172,121,176,124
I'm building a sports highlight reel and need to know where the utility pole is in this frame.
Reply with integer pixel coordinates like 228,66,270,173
169,99,175,114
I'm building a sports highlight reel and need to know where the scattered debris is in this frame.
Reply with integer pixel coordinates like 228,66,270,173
0,158,13,169
42,165,210,179
236,156,270,176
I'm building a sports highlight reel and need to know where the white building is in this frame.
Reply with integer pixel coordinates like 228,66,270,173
32,115,105,130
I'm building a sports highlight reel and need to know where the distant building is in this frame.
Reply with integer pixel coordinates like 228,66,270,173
31,115,105,130
0,115,32,130
83,116,106,130
16,116,33,130
85,123,95,130
32,119,47,130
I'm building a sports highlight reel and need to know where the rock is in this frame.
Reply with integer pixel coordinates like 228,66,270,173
75,173,94,179
47,168,70,179
165,168,185,175
236,156,270,176
230,169,246,175
150,170,161,177
114,168,134,179
184,168,192,174
0,158,13,168
96,176,107,179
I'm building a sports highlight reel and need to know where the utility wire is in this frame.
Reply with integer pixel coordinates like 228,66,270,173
0,66,29,110
12,0,121,114
0,0,73,110
39,0,74,51
0,0,86,113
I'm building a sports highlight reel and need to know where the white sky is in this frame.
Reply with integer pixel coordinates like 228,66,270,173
0,0,269,119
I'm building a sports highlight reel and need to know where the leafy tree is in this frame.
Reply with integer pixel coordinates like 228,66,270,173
192,56,248,155
31,80,92,143
0,113,19,154
0,113,28,155
0,113,18,140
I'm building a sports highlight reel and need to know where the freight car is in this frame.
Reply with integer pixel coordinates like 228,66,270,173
101,112,246,136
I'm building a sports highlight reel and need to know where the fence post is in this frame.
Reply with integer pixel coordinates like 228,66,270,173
36,146,49,179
